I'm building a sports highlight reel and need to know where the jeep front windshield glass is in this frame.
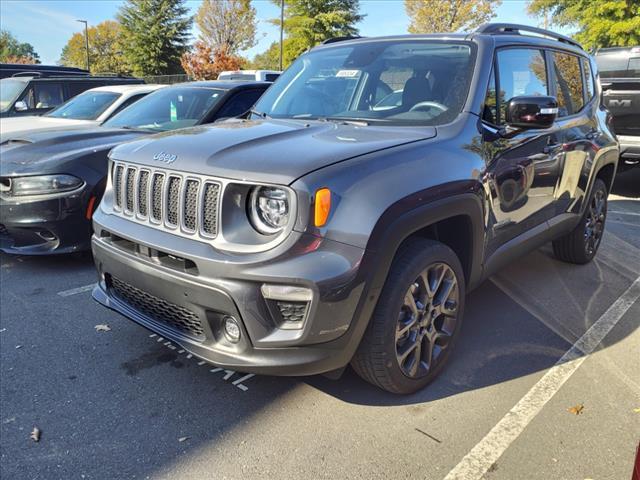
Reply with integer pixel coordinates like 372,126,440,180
46,91,120,120
103,87,225,131
253,40,474,126
0,79,27,113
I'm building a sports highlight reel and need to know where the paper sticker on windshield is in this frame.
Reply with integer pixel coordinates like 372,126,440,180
336,69,360,78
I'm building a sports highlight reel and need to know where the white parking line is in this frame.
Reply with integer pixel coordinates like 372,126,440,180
443,276,640,480
57,284,96,297
609,210,640,217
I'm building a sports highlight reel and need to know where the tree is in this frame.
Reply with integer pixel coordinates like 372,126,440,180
59,21,129,74
181,42,244,80
118,0,192,76
405,0,501,33
249,38,306,70
0,30,40,64
272,0,365,62
195,0,257,55
527,0,640,48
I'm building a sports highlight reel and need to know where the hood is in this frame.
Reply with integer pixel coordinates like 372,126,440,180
110,119,437,184
0,127,148,176
0,116,96,141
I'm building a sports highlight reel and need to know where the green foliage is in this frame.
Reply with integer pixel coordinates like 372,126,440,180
405,0,501,33
248,38,306,69
0,30,40,63
527,0,640,48
118,0,192,76
196,0,257,55
59,21,130,74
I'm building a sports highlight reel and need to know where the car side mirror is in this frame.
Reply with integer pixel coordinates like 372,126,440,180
14,100,28,112
505,96,558,130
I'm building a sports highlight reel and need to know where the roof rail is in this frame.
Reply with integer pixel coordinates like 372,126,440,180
322,36,362,45
475,23,583,50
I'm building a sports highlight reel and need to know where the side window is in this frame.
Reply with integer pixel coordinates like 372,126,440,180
582,58,595,101
34,83,64,109
22,85,37,109
495,48,548,124
106,93,148,119
483,66,498,124
265,73,279,82
551,51,584,116
215,89,264,118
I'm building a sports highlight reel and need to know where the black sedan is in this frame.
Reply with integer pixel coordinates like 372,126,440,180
0,81,270,254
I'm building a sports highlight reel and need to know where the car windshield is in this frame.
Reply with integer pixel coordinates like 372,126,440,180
253,40,474,126
103,86,225,132
46,91,121,120
0,79,27,113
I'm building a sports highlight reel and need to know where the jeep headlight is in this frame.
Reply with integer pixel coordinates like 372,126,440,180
248,186,291,235
5,174,84,196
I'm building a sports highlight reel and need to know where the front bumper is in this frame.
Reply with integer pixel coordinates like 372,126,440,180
0,190,92,255
91,212,371,376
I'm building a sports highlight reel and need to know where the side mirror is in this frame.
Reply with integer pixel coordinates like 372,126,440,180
505,96,558,130
14,100,28,112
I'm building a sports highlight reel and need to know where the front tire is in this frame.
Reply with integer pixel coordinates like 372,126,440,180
351,239,465,394
552,178,608,264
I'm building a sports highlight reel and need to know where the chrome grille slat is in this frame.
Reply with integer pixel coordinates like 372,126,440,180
125,167,136,213
137,170,150,217
151,173,165,222
183,179,199,231
166,176,181,227
113,165,124,209
202,182,220,237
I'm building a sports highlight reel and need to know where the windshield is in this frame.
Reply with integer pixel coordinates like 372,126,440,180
103,87,225,132
253,41,474,126
46,91,120,120
0,79,27,113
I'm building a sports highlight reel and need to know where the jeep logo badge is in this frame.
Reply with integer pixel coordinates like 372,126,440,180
153,152,177,164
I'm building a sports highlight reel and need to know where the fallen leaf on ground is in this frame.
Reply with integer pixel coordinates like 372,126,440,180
30,427,41,442
15,345,22,349
633,408,640,413
94,324,111,332
568,404,584,415
178,436,189,442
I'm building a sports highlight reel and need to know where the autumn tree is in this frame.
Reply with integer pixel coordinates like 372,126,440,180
270,0,365,63
0,30,39,64
195,0,257,55
405,0,501,33
59,21,129,74
527,0,640,48
181,42,244,80
118,0,192,76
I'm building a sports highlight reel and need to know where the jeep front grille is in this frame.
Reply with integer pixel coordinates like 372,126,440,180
112,162,221,240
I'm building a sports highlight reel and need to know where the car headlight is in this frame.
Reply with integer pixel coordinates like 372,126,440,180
6,174,84,196
248,186,291,235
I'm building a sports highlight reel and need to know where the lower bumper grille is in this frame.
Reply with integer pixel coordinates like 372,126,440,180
108,275,205,338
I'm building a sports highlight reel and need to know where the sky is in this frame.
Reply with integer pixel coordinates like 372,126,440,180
0,0,572,65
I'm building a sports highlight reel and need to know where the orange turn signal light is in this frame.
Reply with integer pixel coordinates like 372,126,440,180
314,188,331,227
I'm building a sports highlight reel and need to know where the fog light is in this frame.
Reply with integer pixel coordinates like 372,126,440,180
223,316,241,343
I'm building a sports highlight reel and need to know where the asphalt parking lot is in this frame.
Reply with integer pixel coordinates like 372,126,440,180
1,171,638,480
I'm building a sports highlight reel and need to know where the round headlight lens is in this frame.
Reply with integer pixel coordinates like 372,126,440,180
8,174,84,196
249,186,290,235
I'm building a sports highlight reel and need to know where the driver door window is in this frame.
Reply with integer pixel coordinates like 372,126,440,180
34,83,64,110
495,49,548,124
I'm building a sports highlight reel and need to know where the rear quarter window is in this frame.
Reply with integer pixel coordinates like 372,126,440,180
551,51,584,117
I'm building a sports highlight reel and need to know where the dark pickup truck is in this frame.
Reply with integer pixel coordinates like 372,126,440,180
596,46,640,171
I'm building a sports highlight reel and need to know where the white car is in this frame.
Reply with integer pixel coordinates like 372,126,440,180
0,84,165,139
217,70,281,82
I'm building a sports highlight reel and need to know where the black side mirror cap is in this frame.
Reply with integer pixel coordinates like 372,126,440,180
505,96,558,130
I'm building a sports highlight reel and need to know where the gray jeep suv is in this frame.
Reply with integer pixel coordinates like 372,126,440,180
91,24,618,394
